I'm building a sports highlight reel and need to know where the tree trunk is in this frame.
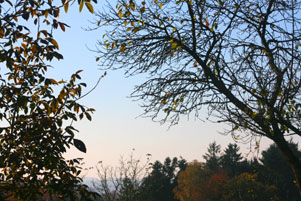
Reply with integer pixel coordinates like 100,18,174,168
273,134,301,197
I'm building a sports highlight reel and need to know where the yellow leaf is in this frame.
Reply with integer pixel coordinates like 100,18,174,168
120,45,126,52
161,99,167,104
64,2,69,13
21,43,27,49
131,21,135,26
79,1,84,12
85,2,94,14
172,42,177,49
45,10,49,18
133,27,141,33
51,39,59,49
155,0,158,3
193,61,198,67
172,27,176,32
118,10,123,18
124,20,128,26
159,3,162,8
126,27,132,31
50,79,58,85
130,3,135,11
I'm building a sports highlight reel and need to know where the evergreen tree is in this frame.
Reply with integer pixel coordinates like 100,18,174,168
220,143,243,176
203,142,221,171
138,157,186,201
260,142,301,201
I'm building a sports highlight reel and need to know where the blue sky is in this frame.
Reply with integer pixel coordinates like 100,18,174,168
50,3,275,177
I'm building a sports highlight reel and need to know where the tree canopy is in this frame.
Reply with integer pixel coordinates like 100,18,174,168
94,0,301,194
0,0,99,200
93,142,301,201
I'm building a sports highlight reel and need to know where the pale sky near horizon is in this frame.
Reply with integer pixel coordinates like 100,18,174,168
48,3,277,177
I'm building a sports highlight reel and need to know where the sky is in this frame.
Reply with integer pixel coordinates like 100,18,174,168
47,3,277,177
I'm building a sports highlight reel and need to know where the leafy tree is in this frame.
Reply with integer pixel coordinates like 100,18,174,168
94,0,301,194
260,142,301,201
0,0,98,200
174,160,228,201
203,141,221,171
138,157,186,201
173,161,205,201
220,143,243,176
221,172,279,201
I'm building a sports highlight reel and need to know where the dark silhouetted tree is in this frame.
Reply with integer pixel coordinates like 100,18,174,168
138,157,186,201
260,142,301,201
203,141,221,171
93,0,301,194
220,143,243,176
221,172,279,201
0,0,99,200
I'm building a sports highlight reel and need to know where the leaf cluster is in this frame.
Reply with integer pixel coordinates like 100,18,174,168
0,0,98,200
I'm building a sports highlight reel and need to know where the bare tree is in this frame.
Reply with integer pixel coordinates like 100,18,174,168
92,151,151,201
93,0,301,195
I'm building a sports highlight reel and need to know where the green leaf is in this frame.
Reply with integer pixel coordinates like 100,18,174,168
74,138,86,153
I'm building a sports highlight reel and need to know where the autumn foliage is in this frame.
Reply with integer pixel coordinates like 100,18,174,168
0,0,98,200
174,161,228,201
